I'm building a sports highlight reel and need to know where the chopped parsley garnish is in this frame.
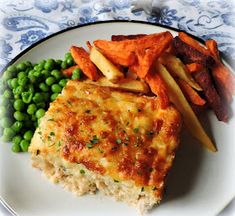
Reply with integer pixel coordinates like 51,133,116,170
125,137,129,141
98,148,104,153
80,169,85,174
133,127,139,133
57,141,61,147
50,131,55,136
86,143,93,149
90,135,99,144
116,139,122,144
152,186,158,191
47,118,54,121
114,179,119,183
134,142,139,147
141,187,144,192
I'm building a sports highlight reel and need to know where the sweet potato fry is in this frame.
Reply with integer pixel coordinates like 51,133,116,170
111,34,146,41
205,39,235,97
159,53,202,91
62,65,80,77
90,47,124,83
205,39,220,61
94,32,173,67
129,33,173,78
155,61,216,152
186,63,204,74
194,68,229,122
145,68,170,109
179,32,211,56
173,36,215,67
177,79,206,106
70,46,99,81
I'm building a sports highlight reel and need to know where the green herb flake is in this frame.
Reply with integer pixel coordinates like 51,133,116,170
114,179,119,183
57,141,61,147
90,135,99,144
80,169,85,174
86,143,93,149
134,143,139,147
152,186,158,191
133,127,139,133
50,131,55,136
98,148,104,154
116,138,122,144
38,131,42,135
47,118,54,121
125,137,129,141
141,187,144,192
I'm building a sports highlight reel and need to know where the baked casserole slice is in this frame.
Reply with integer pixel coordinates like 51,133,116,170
29,81,181,212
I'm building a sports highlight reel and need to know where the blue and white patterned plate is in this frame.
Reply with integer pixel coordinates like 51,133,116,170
0,21,235,216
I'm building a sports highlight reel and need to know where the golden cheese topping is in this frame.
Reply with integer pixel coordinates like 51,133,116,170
29,81,181,196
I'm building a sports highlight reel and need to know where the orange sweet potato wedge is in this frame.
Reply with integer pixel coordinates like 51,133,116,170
62,65,80,77
179,32,211,56
186,63,204,74
145,68,170,109
205,39,220,61
178,79,206,106
94,32,173,67
70,46,99,81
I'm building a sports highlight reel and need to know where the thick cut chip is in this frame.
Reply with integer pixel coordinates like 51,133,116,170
29,81,181,213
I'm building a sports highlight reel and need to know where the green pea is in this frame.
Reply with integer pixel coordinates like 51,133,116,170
0,117,13,128
33,93,44,103
13,86,24,95
51,69,62,80
38,60,46,68
35,109,45,119
36,102,46,109
66,58,74,66
33,71,41,78
7,65,18,75
28,69,35,76
13,99,25,111
10,78,19,89
27,84,35,94
65,52,72,59
72,68,82,80
20,139,30,152
50,93,59,101
59,79,68,87
18,77,28,86
23,130,33,141
13,111,25,121
34,64,43,71
21,92,33,104
44,59,55,71
7,79,13,89
61,61,67,69
11,121,23,132
28,74,37,83
24,61,32,67
3,89,12,99
16,63,27,71
45,76,56,86
11,143,21,153
39,83,49,92
14,94,21,100
2,70,13,81
27,104,37,115
51,84,62,93
12,135,22,145
17,71,26,79
2,128,15,142
41,70,50,78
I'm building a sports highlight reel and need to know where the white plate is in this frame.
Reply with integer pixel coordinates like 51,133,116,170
0,21,235,216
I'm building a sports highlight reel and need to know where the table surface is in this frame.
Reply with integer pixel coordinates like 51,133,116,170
0,0,235,215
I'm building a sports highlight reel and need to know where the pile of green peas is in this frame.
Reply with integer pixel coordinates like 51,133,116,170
0,52,82,153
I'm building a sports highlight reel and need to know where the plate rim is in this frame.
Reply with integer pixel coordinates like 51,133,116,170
0,20,234,216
